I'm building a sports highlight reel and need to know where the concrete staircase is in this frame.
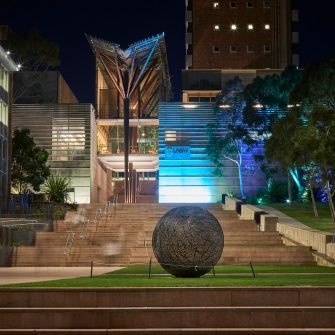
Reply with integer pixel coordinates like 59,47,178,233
0,287,334,333
10,203,315,267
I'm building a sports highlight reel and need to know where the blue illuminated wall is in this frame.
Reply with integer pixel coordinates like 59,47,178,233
158,102,266,203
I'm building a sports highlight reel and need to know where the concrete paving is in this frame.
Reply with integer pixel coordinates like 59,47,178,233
0,267,122,285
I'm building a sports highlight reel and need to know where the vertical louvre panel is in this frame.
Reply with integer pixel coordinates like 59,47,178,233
12,104,96,204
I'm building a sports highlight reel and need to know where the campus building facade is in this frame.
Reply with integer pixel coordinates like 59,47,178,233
183,0,299,102
0,45,18,213
12,72,108,204
87,34,172,201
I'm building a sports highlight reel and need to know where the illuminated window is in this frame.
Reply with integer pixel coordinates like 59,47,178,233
231,24,237,31
165,130,176,142
213,1,220,8
230,44,238,53
248,24,254,30
213,24,221,31
230,1,237,8
263,0,271,8
265,24,271,30
247,1,254,8
213,45,220,53
52,118,86,161
264,45,272,53
247,45,256,53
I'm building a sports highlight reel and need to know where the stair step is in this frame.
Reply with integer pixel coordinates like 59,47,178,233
0,307,334,329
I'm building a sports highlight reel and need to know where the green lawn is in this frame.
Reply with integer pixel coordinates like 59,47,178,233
270,202,335,232
3,265,335,288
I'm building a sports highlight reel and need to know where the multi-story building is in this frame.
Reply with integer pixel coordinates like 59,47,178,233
12,72,107,204
0,44,18,213
87,34,172,201
183,0,299,101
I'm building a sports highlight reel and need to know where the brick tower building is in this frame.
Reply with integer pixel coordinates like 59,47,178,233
183,0,299,102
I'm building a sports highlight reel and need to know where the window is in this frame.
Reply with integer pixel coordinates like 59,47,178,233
247,45,256,53
246,1,254,8
263,0,271,8
213,24,221,31
264,45,272,53
213,1,220,8
247,24,254,30
265,24,271,30
231,24,237,31
230,44,238,53
230,1,237,8
212,45,220,53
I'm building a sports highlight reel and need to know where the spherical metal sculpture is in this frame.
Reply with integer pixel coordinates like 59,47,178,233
152,206,224,278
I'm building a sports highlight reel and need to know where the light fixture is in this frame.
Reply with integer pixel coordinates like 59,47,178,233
183,104,198,109
17,64,22,69
253,103,263,108
213,1,220,8
6,51,10,55
265,24,270,30
213,24,220,31
231,24,237,31
219,104,231,109
248,24,254,30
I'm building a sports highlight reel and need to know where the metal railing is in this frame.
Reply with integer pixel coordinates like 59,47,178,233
64,232,76,256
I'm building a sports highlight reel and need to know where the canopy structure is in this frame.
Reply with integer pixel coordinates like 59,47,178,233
87,33,172,117
87,33,172,202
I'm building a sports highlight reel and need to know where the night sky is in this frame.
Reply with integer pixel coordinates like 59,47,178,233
1,0,335,103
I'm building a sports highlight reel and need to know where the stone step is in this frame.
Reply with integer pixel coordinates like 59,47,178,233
1,287,334,308
0,307,334,329
11,203,316,267
2,328,335,334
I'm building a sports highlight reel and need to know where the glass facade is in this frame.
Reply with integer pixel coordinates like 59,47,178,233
97,125,158,155
0,63,9,212
12,104,96,204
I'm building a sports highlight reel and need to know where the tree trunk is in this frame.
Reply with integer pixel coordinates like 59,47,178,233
238,162,245,200
287,169,292,206
310,184,319,218
326,180,335,224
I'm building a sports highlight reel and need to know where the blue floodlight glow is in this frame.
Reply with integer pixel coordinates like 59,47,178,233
159,185,213,203
158,102,267,204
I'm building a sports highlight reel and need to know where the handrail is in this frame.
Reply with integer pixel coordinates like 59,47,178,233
64,232,75,256
80,220,89,239
94,209,102,232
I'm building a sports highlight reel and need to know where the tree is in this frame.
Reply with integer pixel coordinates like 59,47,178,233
43,176,71,203
4,28,60,102
291,124,321,217
307,107,335,223
292,58,335,110
243,65,303,134
11,128,50,194
206,78,255,199
291,58,335,223
243,66,304,198
264,110,305,204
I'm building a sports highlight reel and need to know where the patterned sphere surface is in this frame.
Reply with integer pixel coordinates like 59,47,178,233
152,206,224,277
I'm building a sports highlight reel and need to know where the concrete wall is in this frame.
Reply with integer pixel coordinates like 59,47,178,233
277,223,335,257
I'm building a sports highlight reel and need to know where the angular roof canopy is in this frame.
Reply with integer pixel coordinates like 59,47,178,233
87,33,172,116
